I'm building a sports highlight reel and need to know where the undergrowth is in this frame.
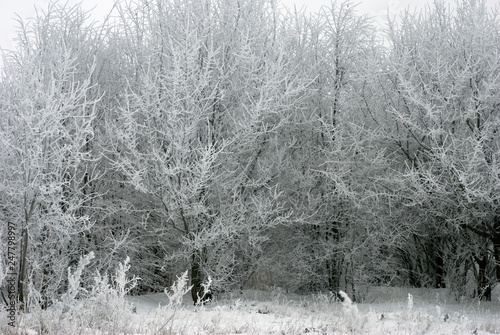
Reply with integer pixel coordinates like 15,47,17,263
1,266,498,335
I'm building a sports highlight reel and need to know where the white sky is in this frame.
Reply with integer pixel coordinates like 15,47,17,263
0,0,497,52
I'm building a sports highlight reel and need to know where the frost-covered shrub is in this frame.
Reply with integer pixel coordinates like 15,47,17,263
147,270,193,334
164,270,192,307
25,253,139,334
78,256,139,332
339,290,360,331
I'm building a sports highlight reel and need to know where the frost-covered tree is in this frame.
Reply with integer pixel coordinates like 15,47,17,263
377,0,500,300
109,0,309,301
266,1,388,298
0,3,104,308
3,0,499,307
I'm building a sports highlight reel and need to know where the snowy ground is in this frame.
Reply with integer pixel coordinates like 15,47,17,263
122,286,500,334
4,286,500,334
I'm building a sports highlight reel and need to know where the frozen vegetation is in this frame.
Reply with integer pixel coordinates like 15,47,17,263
1,268,499,334
1,0,500,332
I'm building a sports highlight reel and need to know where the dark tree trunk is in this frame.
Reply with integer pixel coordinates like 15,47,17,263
434,250,446,288
18,227,28,310
492,217,500,282
190,251,202,304
494,240,500,283
475,254,491,301
326,257,341,293
325,220,343,294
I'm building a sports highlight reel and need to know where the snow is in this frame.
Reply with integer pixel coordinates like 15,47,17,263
121,286,500,334
6,286,500,334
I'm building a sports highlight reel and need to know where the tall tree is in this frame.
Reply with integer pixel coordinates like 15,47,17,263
111,0,309,301
0,3,103,308
379,0,500,299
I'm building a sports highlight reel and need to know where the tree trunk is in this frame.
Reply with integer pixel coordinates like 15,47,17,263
190,251,202,304
18,227,28,310
492,217,500,283
326,257,341,293
494,239,500,283
475,254,491,301
454,255,470,301
434,250,446,288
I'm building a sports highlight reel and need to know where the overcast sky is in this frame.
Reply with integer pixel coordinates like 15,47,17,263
0,0,497,52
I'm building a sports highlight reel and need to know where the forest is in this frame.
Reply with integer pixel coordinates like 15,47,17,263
0,0,499,317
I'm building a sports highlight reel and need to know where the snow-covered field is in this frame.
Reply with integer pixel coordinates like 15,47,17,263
126,287,500,334
3,286,499,334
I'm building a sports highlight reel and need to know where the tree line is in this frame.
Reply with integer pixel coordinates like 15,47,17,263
0,0,499,308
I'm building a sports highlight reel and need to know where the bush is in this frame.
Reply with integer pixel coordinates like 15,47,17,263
25,252,139,334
